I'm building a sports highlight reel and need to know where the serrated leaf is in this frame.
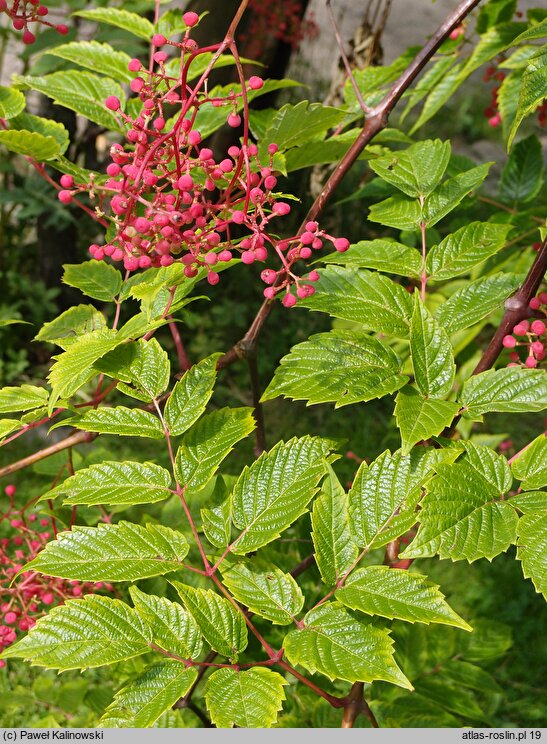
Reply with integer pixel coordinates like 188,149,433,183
477,0,517,33
73,8,154,40
261,100,346,154
0,85,25,119
23,522,188,582
100,662,197,728
311,462,358,586
508,48,547,148
434,273,522,333
516,511,547,599
511,434,547,491
336,566,471,629
460,367,547,415
36,305,107,347
0,419,20,441
130,587,202,660
498,68,523,145
410,63,465,133
170,582,247,659
401,55,456,122
96,339,170,401
369,139,451,197
45,460,172,506
513,18,547,43
401,445,517,562
395,386,460,454
220,559,304,625
320,239,422,277
1,595,151,669
462,22,527,76
175,407,255,490
204,667,287,728
349,447,441,549
201,483,232,549
164,353,220,436
426,222,511,281
0,384,48,414
45,41,133,84
423,164,491,226
0,130,60,160
70,406,164,439
284,602,411,688
14,72,124,132
63,261,122,302
47,330,122,410
297,266,413,337
261,329,407,407
410,294,455,398
499,134,543,204
508,491,546,513
368,194,422,230
230,436,333,554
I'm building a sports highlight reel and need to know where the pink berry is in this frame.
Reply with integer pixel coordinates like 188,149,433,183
308,270,320,282
513,323,528,336
10,519,21,529
4,485,16,498
334,237,350,252
56,24,69,35
531,320,545,335
153,117,165,130
152,34,166,47
529,297,541,310
525,356,538,368
41,593,54,606
241,250,255,265
306,221,318,232
227,113,241,128
40,519,49,527
188,130,201,146
509,351,520,362
300,247,312,259
128,58,142,72
207,272,220,286
539,293,547,305
248,76,264,90
531,341,544,355
488,113,502,128
22,30,36,45
502,335,516,348
58,190,72,204
282,293,297,308
60,174,74,188
153,51,168,64
183,11,199,26
218,250,233,262
268,143,279,154
105,96,121,111
449,24,464,40
4,613,17,625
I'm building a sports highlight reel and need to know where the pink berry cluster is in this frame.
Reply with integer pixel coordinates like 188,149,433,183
502,292,547,368
55,11,348,305
243,0,319,60
0,0,68,44
0,484,108,668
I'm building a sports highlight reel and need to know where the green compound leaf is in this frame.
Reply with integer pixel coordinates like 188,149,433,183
508,48,547,148
14,72,124,132
459,367,547,415
70,406,164,439
511,434,547,490
130,587,202,660
171,582,248,659
311,462,358,587
410,293,455,398
45,460,172,506
508,491,546,513
0,129,60,160
0,595,151,669
175,407,255,491
0,385,48,414
100,662,197,728
0,420,20,441
10,113,69,155
0,85,25,119
204,667,287,728
230,436,334,554
73,7,154,40
516,511,547,599
499,134,544,204
297,266,413,337
23,522,188,582
46,41,134,85
409,63,465,134
335,566,471,630
35,305,107,348
349,447,443,550
426,222,511,281
62,261,122,303
368,194,422,231
434,273,522,334
96,338,170,402
368,139,451,197
395,386,460,454
423,163,492,227
284,602,412,688
261,330,407,407
202,492,232,549
320,239,422,278
401,444,517,562
261,100,346,153
164,353,221,436
220,559,304,625
47,330,122,410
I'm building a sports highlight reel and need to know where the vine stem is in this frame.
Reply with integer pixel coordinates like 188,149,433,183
217,0,485,369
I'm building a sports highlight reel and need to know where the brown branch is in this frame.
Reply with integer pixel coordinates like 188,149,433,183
341,682,379,728
0,431,96,480
217,0,485,368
